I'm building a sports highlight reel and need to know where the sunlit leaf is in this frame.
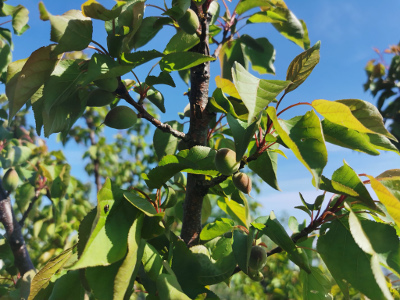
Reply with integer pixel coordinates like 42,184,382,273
367,175,400,228
267,107,327,186
226,113,258,161
114,215,145,300
164,30,199,54
300,267,331,300
81,0,122,21
233,62,290,123
28,248,73,300
200,218,235,240
215,76,241,99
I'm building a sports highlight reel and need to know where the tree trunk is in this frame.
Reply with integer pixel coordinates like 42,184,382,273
180,6,213,246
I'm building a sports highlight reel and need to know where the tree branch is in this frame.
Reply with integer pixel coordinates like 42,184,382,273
0,181,34,276
115,80,188,141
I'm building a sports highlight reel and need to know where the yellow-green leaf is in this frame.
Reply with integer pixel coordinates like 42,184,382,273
367,175,400,228
215,75,241,99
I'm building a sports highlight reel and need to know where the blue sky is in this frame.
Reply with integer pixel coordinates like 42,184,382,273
6,0,400,222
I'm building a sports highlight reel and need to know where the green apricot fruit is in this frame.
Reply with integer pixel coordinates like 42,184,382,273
214,148,239,176
93,77,119,92
248,245,267,271
2,168,19,192
103,106,137,129
86,89,115,107
177,9,199,35
247,267,264,281
232,172,252,194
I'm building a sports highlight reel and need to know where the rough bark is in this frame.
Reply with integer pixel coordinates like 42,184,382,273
180,6,213,246
0,185,34,276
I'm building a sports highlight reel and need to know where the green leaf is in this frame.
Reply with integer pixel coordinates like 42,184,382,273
70,179,138,269
48,270,85,300
160,52,215,72
236,0,272,15
367,133,399,154
262,212,310,272
219,39,247,81
130,16,164,50
86,261,123,300
209,88,248,121
123,191,157,216
191,241,236,285
6,46,60,120
271,7,308,49
232,62,290,123
267,107,327,187
146,71,175,87
367,175,400,229
28,248,73,300
0,145,32,168
241,36,276,75
361,219,400,277
200,218,235,241
347,208,395,299
153,121,183,160
330,161,376,210
142,242,163,281
81,0,122,21
114,214,145,300
286,41,320,93
226,113,258,161
11,5,29,35
164,30,200,54
157,274,191,300
248,143,280,190
121,50,164,69
300,267,331,300
321,119,380,155
232,229,251,272
39,4,93,55
317,218,389,300
145,146,218,189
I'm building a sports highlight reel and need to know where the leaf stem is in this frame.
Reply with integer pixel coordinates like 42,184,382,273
276,102,312,117
91,40,110,56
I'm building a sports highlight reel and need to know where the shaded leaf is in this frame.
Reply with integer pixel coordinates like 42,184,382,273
248,143,280,190
157,273,191,300
153,121,183,160
300,267,331,300
164,29,199,54
160,52,215,72
48,270,85,300
226,113,258,161
123,191,157,216
6,46,60,120
286,41,320,93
